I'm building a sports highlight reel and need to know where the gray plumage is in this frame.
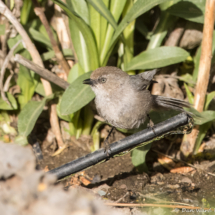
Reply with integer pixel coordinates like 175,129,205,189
83,66,191,130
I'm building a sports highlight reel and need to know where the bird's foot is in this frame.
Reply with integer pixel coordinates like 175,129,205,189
104,139,111,156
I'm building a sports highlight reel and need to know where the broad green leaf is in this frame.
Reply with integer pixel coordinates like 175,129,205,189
53,0,99,70
18,100,46,136
131,143,152,173
67,63,85,84
0,93,17,110
29,28,52,49
17,50,37,108
194,110,215,125
100,0,126,64
69,19,90,72
184,83,194,104
57,97,73,122
87,0,117,29
89,3,101,52
69,0,89,25
100,0,109,52
0,24,5,36
179,73,195,85
205,91,215,110
60,71,95,115
7,34,24,54
122,0,135,69
35,81,45,97
18,94,54,136
14,135,28,146
164,0,205,24
110,0,168,47
41,49,73,61
194,122,212,154
124,46,189,71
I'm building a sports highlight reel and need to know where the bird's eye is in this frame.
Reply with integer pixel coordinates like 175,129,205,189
101,77,107,83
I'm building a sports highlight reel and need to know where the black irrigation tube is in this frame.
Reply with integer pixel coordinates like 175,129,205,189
49,112,190,179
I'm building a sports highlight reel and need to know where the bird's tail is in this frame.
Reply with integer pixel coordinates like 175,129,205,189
152,95,191,112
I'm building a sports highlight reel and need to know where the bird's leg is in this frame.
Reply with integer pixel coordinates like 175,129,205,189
104,126,115,156
147,114,156,135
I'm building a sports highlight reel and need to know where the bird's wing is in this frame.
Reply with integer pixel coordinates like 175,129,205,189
139,69,158,81
129,69,158,91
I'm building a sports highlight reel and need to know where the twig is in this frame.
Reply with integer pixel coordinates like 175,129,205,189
105,202,210,210
14,54,69,89
3,70,13,92
115,192,129,203
181,0,215,156
0,0,65,149
33,0,70,75
137,192,193,206
153,149,215,177
0,39,22,106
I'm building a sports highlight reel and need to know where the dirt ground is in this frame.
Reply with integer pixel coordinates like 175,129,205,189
35,121,215,215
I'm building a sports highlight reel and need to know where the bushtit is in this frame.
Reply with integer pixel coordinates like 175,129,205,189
83,67,190,152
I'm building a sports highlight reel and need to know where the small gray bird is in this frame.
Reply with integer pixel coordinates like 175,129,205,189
83,66,190,130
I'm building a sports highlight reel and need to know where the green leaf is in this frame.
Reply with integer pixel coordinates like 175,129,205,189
100,0,110,52
52,0,99,70
100,0,126,64
165,0,205,24
0,24,5,36
91,121,105,151
67,63,85,83
125,46,189,71
184,83,194,104
60,71,95,115
131,143,152,173
179,73,195,85
21,0,33,25
87,0,117,29
7,34,25,54
194,110,215,125
89,3,101,52
18,94,54,136
194,122,212,154
205,91,215,110
17,50,37,108
69,0,90,25
18,100,46,136
41,49,73,61
34,81,45,97
69,19,90,72
0,93,18,110
29,28,52,49
110,0,169,47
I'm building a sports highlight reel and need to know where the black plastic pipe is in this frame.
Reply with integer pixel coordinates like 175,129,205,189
49,112,189,179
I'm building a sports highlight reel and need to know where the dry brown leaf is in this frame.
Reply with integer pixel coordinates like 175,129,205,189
170,166,195,174
157,154,176,170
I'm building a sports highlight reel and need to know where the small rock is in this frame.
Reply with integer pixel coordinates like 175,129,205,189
180,177,192,184
166,184,180,189
119,184,127,190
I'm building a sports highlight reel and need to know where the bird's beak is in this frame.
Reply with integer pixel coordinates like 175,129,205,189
83,78,94,85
